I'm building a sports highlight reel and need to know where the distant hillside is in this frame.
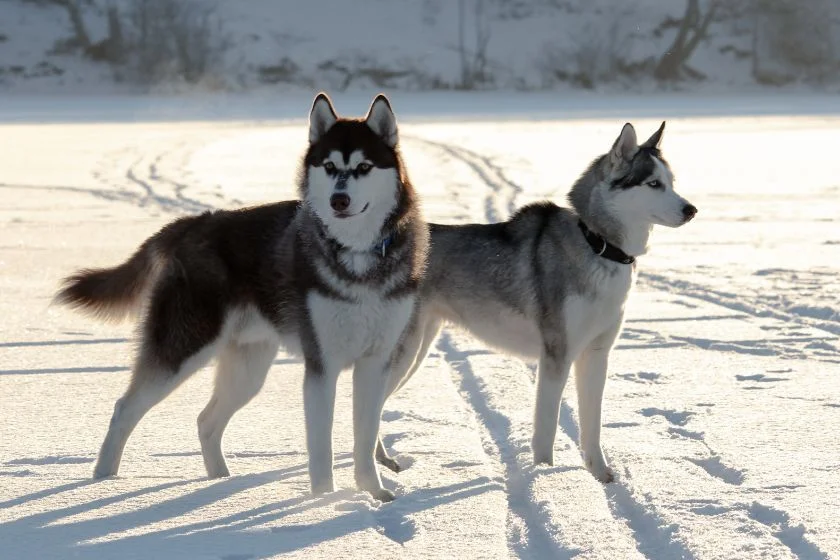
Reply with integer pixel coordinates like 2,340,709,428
1,0,838,94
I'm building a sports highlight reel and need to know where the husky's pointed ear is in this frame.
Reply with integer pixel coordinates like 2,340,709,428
611,123,638,163
641,121,666,149
309,92,338,144
365,94,398,148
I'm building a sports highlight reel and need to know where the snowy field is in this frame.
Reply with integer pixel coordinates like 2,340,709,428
0,92,838,559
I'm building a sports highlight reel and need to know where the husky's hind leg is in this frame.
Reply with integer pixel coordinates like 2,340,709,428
376,316,442,472
95,267,227,478
95,374,169,478
94,347,215,478
198,340,278,478
394,317,442,395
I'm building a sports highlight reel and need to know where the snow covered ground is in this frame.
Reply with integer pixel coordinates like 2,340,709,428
0,92,838,559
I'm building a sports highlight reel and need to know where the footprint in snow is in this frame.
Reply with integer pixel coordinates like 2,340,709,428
442,460,483,469
381,410,404,422
735,373,789,383
668,426,704,440
0,469,36,477
687,456,745,485
616,371,662,384
671,299,699,309
689,502,735,516
639,407,695,426
5,455,94,466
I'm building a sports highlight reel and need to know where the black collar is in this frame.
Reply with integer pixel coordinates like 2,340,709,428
322,228,394,258
578,220,635,265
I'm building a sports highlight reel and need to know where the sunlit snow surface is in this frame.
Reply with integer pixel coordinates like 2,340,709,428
0,93,837,559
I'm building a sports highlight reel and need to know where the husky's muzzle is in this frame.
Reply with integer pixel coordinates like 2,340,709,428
328,170,370,218
330,170,353,214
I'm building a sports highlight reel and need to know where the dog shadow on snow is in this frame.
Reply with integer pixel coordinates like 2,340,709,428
0,455,501,558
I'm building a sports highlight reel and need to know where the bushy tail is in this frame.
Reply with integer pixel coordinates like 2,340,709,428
54,218,190,322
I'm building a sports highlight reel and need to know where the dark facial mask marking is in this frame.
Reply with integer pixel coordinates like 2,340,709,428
611,147,667,190
334,170,352,191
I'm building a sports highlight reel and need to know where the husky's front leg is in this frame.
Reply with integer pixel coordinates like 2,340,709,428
353,355,394,502
532,342,571,466
303,365,340,495
574,330,620,483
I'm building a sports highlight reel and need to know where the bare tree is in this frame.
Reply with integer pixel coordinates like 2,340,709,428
122,0,230,86
51,0,92,49
50,0,124,63
457,0,491,89
655,0,718,81
752,0,836,84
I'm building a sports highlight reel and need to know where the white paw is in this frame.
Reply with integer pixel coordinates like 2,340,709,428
584,453,615,483
206,466,230,478
93,461,117,479
533,449,554,466
532,437,555,466
311,480,336,496
378,455,402,473
371,488,396,502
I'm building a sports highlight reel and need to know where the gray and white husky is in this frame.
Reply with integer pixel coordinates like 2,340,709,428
378,122,696,483
56,93,427,501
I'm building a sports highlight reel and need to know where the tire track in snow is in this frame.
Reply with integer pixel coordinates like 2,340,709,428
652,414,746,487
93,136,224,215
125,143,219,214
559,404,697,560
655,414,825,556
640,272,840,337
680,499,830,559
438,333,580,559
604,472,696,560
405,136,522,223
746,502,828,560
0,181,161,208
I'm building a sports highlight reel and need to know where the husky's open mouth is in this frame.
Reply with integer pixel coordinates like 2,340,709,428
334,203,369,219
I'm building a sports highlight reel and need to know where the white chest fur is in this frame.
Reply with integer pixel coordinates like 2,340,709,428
307,290,415,372
563,264,635,354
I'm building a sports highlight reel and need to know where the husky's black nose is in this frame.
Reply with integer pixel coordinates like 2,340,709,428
682,204,698,221
330,193,351,212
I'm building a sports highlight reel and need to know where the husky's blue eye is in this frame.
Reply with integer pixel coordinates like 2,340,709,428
357,162,372,173
324,162,336,172
646,180,661,189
